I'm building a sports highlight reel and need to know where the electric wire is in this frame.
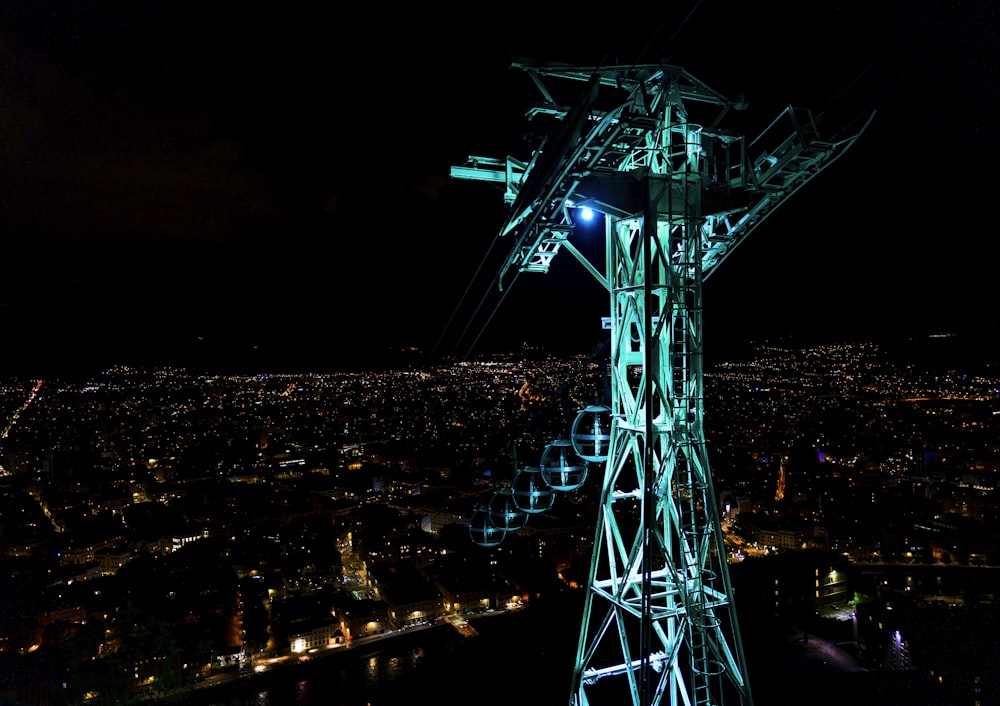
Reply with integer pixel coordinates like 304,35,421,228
432,1,699,366
819,0,992,143
458,269,522,361
634,0,704,67
426,187,507,365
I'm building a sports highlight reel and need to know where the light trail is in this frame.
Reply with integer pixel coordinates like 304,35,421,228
1,379,44,439
1,379,43,475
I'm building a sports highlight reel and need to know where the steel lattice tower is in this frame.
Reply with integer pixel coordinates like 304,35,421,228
452,59,871,706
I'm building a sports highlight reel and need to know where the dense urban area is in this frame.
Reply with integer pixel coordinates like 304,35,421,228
0,339,998,705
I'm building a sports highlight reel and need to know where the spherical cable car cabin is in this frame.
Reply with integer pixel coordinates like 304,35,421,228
468,503,506,548
511,465,556,514
487,486,528,531
540,438,588,491
570,405,612,463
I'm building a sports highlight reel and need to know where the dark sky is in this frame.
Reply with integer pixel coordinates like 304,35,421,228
1,1,997,376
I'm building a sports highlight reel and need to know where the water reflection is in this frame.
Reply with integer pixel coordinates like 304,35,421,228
198,605,576,706
213,639,452,705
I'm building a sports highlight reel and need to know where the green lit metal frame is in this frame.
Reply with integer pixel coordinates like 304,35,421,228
452,58,871,706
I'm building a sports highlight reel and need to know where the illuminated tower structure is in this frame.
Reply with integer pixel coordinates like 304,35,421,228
452,58,871,706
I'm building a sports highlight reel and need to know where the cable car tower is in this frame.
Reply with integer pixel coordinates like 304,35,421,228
452,58,871,706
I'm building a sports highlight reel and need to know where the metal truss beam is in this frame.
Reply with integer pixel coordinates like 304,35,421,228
451,58,871,706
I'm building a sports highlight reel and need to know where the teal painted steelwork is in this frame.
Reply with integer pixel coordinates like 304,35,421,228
453,59,871,706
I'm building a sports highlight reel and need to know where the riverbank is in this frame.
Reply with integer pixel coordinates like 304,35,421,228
161,620,451,704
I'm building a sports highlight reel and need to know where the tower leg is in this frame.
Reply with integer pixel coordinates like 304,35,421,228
570,172,753,706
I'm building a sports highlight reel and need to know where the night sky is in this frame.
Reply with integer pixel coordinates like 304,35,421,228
1,2,997,376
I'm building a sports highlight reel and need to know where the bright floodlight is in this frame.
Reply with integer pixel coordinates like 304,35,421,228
580,206,594,221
